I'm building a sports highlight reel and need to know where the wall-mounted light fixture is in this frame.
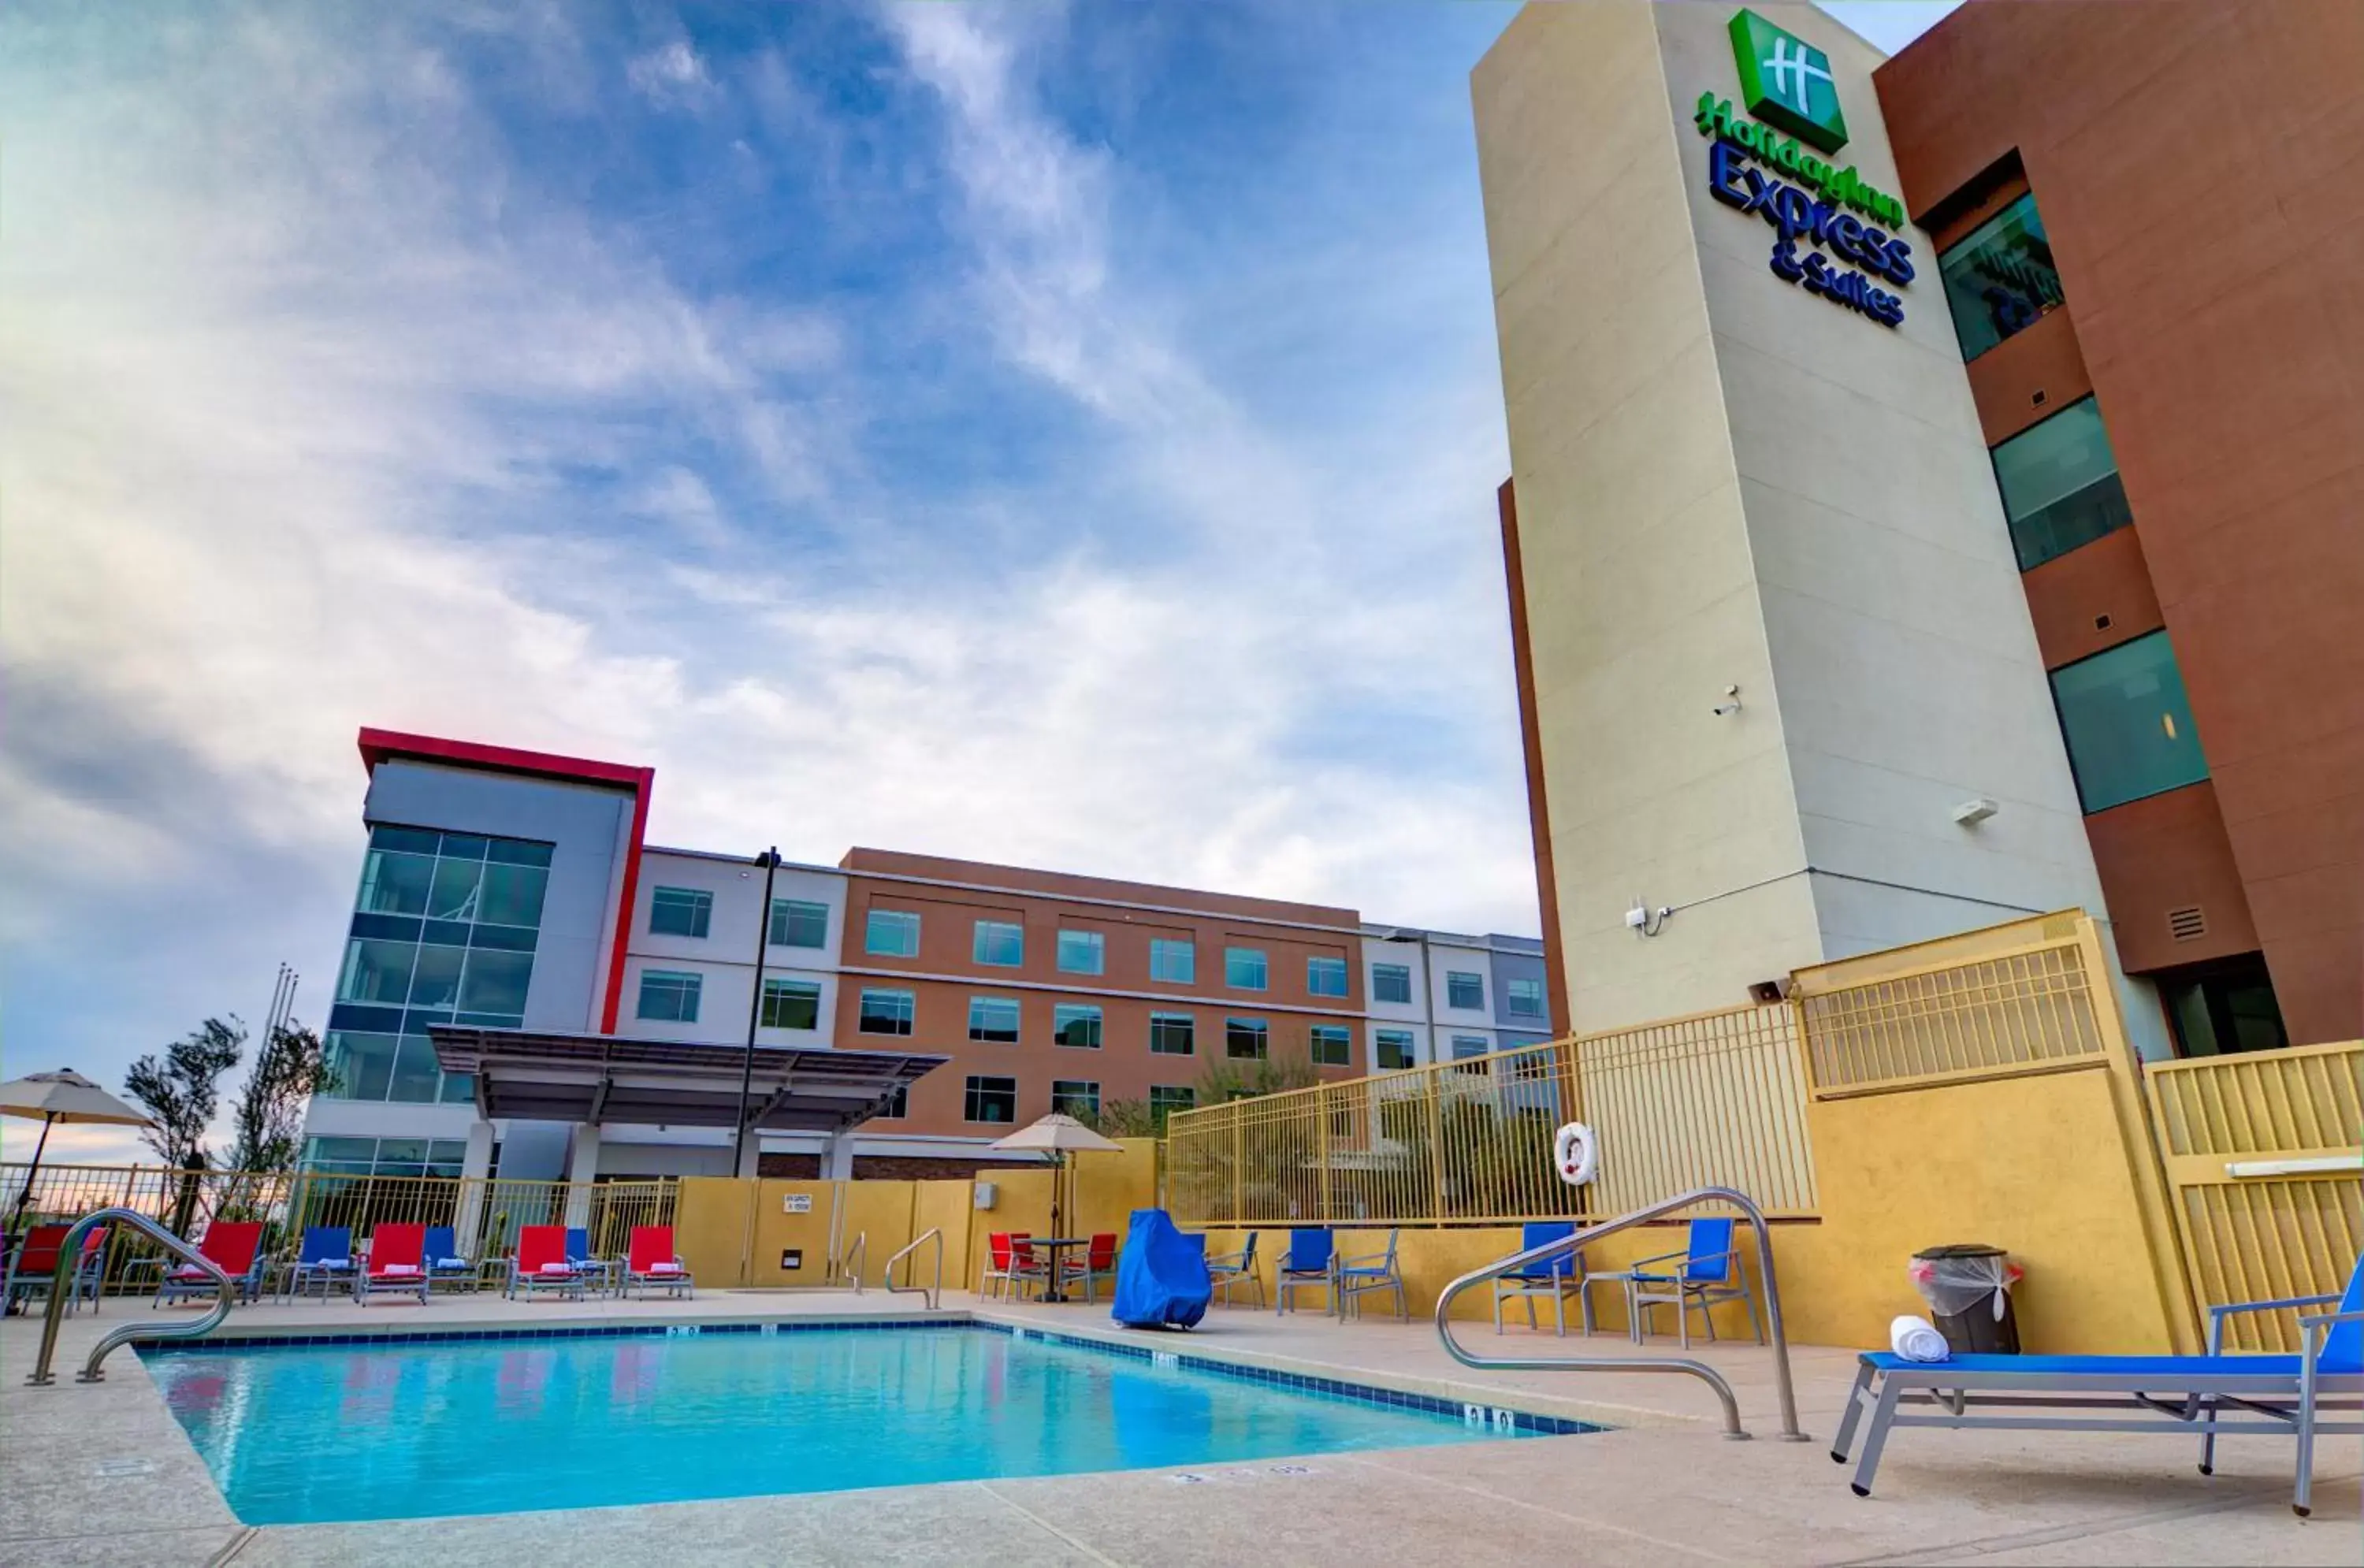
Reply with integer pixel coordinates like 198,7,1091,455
1951,797,1999,827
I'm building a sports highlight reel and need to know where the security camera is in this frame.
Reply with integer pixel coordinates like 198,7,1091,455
1712,685,1741,717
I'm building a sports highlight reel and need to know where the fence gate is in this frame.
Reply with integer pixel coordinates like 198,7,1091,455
2145,1040,2364,1351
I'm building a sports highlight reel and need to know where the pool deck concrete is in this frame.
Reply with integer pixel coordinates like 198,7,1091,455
2,1287,2355,1566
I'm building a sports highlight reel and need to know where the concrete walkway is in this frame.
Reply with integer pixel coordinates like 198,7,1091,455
2,1289,2355,1566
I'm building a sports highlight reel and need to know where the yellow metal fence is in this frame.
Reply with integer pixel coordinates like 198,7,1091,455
1165,998,1819,1228
2,1164,676,1290
1167,1039,1582,1227
1577,1003,1817,1217
2146,1041,2364,1351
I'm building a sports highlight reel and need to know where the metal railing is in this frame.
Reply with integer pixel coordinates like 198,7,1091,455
838,1232,868,1292
885,1228,943,1310
1166,1007,1818,1227
0,1165,677,1288
1433,1187,1805,1443
28,1209,230,1387
1796,916,2105,1097
1577,1005,1818,1217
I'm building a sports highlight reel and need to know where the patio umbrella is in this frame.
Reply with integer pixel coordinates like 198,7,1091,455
0,1068,154,1224
990,1113,1121,1238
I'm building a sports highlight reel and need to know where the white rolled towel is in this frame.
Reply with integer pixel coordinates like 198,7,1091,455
1890,1314,1950,1362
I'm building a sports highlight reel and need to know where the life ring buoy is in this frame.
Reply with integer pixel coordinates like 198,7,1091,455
1554,1121,1599,1187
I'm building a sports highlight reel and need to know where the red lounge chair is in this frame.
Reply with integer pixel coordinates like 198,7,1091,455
154,1221,266,1307
6,1225,104,1313
507,1225,585,1302
623,1227,693,1299
356,1223,429,1306
1061,1233,1120,1303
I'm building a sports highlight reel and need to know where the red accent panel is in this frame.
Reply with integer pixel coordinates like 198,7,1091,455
355,727,654,1036
600,782,652,1035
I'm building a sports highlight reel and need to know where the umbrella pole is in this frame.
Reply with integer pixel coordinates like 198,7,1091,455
10,1114,55,1227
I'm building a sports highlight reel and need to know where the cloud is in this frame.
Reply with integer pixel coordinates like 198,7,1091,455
626,39,715,106
1,2,1535,1146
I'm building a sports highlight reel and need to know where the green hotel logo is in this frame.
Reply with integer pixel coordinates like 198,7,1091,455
1728,9,1848,154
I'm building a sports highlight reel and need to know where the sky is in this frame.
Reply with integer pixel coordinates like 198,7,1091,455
1,0,1957,1168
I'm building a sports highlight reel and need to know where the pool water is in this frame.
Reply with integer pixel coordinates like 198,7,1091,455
145,1327,1568,1524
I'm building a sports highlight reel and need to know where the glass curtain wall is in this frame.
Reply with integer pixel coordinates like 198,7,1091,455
325,825,552,1105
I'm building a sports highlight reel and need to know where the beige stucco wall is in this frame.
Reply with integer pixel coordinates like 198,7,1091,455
1475,1,2109,1031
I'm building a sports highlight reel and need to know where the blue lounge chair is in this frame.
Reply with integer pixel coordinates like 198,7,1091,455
1274,1228,1333,1316
1336,1229,1407,1321
423,1226,478,1292
1206,1233,1263,1309
1493,1221,1596,1337
1832,1251,2364,1517
565,1227,619,1298
284,1226,355,1300
1613,1217,1764,1347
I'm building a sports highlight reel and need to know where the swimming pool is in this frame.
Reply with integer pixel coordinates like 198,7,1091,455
144,1324,1587,1524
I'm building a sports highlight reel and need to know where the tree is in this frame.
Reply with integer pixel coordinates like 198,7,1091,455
227,1022,329,1174
1077,1098,1165,1138
1194,1051,1321,1106
125,1018,245,1169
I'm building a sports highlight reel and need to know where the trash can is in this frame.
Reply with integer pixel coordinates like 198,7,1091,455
1909,1244,2021,1354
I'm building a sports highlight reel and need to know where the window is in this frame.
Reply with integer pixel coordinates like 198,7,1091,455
302,1135,468,1177
968,997,1020,1043
1309,1024,1351,1066
1307,956,1348,998
336,827,549,1043
1375,1028,1418,1071
1148,1085,1196,1124
1150,938,1195,984
859,988,915,1037
964,1076,1018,1124
1506,978,1544,1020
322,1032,398,1102
771,898,830,949
1224,947,1267,990
1451,1035,1492,1072
2050,630,2209,812
339,938,417,1005
1370,962,1412,1004
2160,954,2289,1059
760,978,820,1031
1051,1079,1100,1119
636,970,702,1024
1938,191,2064,361
875,1085,909,1119
1053,1004,1102,1050
649,887,712,939
1225,1017,1268,1060
1057,929,1105,975
1991,397,2132,570
1447,971,1485,1010
973,920,1024,968
866,908,920,958
1149,1013,1195,1056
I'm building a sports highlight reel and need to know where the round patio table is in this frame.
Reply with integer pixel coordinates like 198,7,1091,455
1025,1237,1087,1302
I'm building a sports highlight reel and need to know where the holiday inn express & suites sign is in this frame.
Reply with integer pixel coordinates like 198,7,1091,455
1697,9,1914,329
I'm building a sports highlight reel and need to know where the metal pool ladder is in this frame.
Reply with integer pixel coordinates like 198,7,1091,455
25,1208,235,1387
836,1232,868,1291
1433,1186,1808,1442
883,1228,944,1310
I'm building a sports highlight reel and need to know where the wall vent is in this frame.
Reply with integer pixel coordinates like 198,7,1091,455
2168,905,2208,942
2094,613,2113,631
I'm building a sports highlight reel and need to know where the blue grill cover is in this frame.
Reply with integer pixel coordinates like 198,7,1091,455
1110,1209,1212,1330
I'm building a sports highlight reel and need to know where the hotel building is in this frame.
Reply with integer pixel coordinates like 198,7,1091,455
1476,0,2359,1056
302,730,1550,1184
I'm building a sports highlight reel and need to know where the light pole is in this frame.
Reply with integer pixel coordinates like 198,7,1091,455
732,847,782,1177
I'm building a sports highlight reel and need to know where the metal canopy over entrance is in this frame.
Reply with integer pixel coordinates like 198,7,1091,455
429,1028,947,1132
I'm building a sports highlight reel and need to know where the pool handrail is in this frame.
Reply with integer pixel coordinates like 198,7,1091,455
838,1231,868,1293
884,1228,943,1310
1432,1186,1806,1443
27,1209,234,1386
